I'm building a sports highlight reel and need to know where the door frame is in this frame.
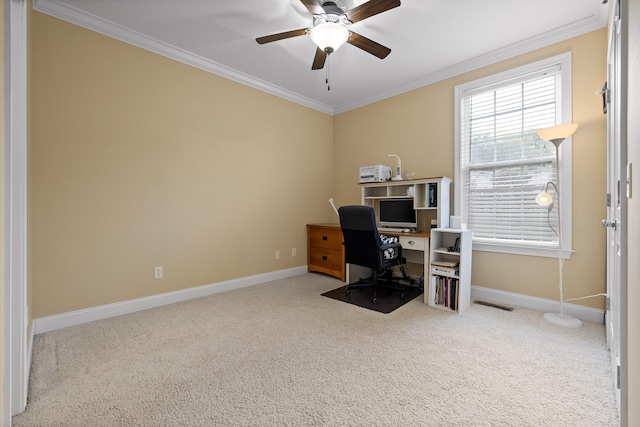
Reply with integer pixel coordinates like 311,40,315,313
605,0,628,423
3,0,28,420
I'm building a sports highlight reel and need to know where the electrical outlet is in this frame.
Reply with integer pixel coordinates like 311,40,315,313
292,248,297,257
154,266,163,279
275,250,280,259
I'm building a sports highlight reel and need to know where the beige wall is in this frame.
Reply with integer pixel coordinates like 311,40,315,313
334,29,608,309
29,11,335,318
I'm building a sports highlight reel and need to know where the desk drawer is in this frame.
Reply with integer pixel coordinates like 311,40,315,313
399,236,426,251
309,226,343,249
309,247,343,272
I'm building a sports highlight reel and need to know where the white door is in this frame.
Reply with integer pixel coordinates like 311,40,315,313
604,0,626,415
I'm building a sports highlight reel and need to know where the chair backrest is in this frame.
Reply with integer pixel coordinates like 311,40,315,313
338,205,383,271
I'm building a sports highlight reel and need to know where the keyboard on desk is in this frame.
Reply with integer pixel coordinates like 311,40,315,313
378,227,408,233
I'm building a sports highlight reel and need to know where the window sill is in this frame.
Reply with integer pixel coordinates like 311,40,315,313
472,241,573,259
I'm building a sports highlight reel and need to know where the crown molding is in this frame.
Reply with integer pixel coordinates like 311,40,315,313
32,0,334,115
34,0,606,116
333,4,608,114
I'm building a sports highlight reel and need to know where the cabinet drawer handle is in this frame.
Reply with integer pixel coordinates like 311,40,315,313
322,256,328,260
322,236,328,240
407,240,415,245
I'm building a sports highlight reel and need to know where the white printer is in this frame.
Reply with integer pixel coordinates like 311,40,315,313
359,165,392,183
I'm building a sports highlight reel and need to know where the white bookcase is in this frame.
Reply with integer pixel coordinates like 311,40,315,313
427,228,472,313
360,177,451,228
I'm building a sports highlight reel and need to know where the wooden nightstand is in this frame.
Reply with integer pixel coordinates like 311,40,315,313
307,224,345,281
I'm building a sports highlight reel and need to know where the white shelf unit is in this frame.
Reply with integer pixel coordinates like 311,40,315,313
426,228,472,313
360,177,451,228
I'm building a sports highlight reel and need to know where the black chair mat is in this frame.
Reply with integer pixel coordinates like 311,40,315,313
321,281,423,314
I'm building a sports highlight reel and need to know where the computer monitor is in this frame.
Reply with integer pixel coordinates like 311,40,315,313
379,199,417,229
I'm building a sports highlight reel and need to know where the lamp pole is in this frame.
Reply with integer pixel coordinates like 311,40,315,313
552,141,565,317
536,123,580,327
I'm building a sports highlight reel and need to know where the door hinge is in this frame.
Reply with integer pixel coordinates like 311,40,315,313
617,364,621,389
606,297,611,311
606,193,611,207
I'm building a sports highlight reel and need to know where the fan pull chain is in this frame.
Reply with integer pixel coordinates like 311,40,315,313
326,53,330,91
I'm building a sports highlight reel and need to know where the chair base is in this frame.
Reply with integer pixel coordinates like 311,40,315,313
346,270,405,303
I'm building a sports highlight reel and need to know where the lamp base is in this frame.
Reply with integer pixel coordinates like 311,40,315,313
391,176,403,181
543,312,582,328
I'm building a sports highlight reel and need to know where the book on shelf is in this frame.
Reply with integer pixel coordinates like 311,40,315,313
431,259,458,267
433,276,459,310
435,276,444,305
450,279,458,310
428,183,438,207
431,267,459,275
431,260,459,268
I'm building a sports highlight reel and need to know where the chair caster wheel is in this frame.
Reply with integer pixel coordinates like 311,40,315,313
372,297,377,304
345,289,350,296
400,293,405,299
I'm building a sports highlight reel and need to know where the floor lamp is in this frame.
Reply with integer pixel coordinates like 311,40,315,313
536,123,582,328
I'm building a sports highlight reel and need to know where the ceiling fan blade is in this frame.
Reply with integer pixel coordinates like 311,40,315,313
311,48,327,70
299,0,324,14
256,29,307,44
346,0,401,23
347,32,391,59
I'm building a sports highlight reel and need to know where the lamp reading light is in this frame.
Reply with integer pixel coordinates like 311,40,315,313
535,182,557,208
387,154,402,181
310,22,349,54
535,192,553,206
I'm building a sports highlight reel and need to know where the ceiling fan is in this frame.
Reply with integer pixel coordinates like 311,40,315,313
256,0,401,70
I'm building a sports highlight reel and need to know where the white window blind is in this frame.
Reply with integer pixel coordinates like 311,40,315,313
455,54,572,257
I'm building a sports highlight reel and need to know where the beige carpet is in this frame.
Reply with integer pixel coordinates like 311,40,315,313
13,273,618,426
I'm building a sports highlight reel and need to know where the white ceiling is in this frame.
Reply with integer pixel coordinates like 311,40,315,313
33,0,608,115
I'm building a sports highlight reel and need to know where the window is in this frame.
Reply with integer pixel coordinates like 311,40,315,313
454,53,573,258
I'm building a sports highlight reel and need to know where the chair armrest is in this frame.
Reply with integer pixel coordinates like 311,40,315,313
380,242,402,251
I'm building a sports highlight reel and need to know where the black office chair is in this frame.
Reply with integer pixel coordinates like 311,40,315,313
338,205,406,303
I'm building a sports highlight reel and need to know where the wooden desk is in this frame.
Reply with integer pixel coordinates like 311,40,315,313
307,224,430,285
354,230,431,285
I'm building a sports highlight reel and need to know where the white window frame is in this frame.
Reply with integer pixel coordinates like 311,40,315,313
454,52,573,258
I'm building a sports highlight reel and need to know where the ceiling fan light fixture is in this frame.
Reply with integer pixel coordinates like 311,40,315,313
310,22,349,53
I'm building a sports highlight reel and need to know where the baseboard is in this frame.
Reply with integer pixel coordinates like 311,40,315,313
471,285,605,324
32,266,307,335
32,270,604,335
